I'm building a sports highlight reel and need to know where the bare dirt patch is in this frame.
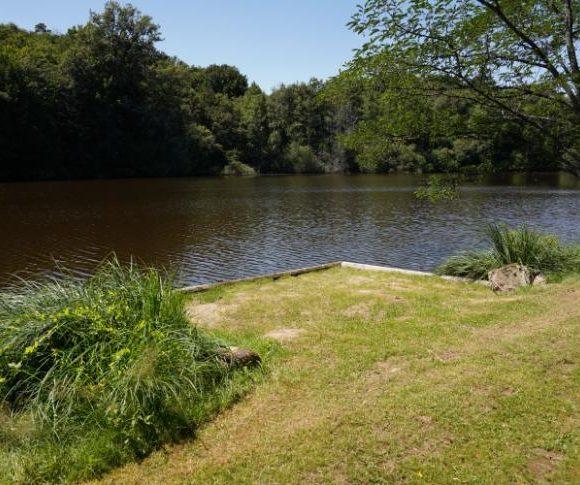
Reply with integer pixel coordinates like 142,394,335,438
230,290,258,304
187,302,228,326
527,448,564,480
364,358,408,392
375,361,403,375
343,302,373,319
407,435,454,458
264,328,306,342
344,275,375,286
433,351,461,363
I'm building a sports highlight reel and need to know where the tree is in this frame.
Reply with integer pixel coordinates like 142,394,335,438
349,0,580,173
237,83,271,167
0,1,570,181
34,23,50,33
63,1,163,176
204,64,248,97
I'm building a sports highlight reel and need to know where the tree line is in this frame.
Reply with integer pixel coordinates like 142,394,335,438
0,1,576,181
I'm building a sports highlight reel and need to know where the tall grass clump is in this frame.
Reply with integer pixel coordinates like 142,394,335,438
437,224,580,280
0,258,257,483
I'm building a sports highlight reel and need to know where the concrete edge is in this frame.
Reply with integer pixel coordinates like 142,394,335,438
340,261,487,285
179,260,486,293
340,261,434,276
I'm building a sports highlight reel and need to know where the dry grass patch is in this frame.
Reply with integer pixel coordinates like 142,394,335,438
186,302,226,326
264,328,306,342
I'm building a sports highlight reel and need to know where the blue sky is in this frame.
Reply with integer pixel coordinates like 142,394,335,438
2,0,362,91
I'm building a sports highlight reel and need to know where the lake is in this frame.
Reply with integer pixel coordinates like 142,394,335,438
0,173,578,287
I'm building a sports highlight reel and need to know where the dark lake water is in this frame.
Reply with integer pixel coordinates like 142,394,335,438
0,173,578,287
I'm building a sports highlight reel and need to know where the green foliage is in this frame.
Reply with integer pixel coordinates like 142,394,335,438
348,0,580,174
0,3,348,179
415,175,460,202
221,157,257,177
283,142,324,173
0,1,575,180
0,258,258,482
204,64,248,97
438,224,580,280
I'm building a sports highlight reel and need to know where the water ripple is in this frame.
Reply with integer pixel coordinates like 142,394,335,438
0,174,578,286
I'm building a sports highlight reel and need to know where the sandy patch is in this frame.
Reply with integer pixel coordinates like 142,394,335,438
433,351,461,363
264,328,306,342
364,359,408,392
187,302,227,326
343,302,373,319
345,275,375,286
374,361,403,376
527,448,564,480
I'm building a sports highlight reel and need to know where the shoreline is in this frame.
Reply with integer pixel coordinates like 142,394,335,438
179,260,487,294
1,170,577,186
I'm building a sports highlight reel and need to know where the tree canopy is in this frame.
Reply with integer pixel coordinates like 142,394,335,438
0,1,575,181
348,0,580,173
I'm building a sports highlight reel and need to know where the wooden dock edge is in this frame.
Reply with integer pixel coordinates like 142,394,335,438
178,261,342,293
179,260,486,293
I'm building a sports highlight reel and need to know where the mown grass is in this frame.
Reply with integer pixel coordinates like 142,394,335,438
98,267,580,484
437,224,580,280
0,259,268,484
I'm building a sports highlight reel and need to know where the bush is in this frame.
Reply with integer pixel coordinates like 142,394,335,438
437,224,580,280
283,142,325,173
351,140,427,173
0,258,256,482
221,151,257,176
221,160,257,176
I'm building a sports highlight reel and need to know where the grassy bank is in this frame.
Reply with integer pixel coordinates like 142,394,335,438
98,266,579,484
0,260,268,484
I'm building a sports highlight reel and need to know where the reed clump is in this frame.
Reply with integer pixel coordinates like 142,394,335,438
437,223,580,280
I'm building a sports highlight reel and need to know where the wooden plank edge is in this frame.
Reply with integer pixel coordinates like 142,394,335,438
178,261,342,293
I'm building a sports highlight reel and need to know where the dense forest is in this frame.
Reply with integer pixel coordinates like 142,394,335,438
0,1,578,181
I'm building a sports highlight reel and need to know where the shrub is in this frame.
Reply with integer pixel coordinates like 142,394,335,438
353,140,427,173
437,224,580,280
283,142,325,173
0,258,256,482
221,160,257,176
221,150,257,176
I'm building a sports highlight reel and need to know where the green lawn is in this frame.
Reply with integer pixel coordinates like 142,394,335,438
98,267,579,484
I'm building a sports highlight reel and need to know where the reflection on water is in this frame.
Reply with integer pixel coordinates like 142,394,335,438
0,173,578,286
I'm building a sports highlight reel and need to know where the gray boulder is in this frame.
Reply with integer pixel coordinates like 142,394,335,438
488,264,531,292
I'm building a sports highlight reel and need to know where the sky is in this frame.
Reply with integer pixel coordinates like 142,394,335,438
1,0,363,92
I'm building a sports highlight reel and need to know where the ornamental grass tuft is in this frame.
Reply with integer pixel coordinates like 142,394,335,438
0,258,256,483
437,223,580,280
